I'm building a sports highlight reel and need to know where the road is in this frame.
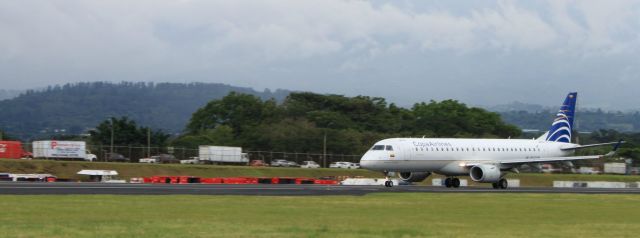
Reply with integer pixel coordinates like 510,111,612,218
1,182,639,195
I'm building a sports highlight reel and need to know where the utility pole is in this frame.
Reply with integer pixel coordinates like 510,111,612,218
322,122,333,168
323,131,327,168
147,128,151,158
110,118,114,155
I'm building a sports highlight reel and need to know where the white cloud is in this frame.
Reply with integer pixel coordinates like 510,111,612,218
0,0,639,109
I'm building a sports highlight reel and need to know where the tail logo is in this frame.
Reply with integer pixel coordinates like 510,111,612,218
546,92,577,143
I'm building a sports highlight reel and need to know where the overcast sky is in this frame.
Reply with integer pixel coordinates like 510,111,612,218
1,0,639,109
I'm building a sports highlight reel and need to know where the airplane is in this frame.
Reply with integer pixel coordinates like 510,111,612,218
359,92,624,189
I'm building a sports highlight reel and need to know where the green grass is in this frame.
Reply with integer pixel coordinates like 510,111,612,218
0,193,639,238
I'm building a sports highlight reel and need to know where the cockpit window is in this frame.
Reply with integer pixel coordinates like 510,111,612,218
371,145,385,151
385,145,393,151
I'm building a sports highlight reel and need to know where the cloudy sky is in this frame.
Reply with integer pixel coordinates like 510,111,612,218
1,0,639,109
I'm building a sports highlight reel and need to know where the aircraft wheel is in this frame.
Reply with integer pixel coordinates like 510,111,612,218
492,183,499,189
452,178,460,188
498,179,508,189
444,178,452,188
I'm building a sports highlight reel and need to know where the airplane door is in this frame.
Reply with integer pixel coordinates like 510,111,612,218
395,143,411,161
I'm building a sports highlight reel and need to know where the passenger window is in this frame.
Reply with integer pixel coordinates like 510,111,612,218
386,145,393,151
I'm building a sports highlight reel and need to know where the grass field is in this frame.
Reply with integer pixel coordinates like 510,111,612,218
0,193,639,238
1,159,638,187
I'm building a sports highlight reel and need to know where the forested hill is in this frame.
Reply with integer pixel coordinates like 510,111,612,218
0,89,22,101
491,102,640,132
0,82,289,139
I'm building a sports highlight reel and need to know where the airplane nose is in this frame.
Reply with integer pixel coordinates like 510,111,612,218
359,153,373,169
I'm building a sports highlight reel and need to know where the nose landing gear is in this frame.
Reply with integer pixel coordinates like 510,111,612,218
383,171,394,187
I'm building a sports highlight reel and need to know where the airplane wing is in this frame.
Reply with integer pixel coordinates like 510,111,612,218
560,140,625,151
462,155,602,167
497,155,602,165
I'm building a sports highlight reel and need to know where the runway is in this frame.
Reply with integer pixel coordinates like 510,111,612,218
1,182,639,195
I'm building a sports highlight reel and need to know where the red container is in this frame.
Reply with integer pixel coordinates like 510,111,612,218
201,178,223,184
222,177,258,184
151,176,176,184
0,141,25,159
178,176,201,184
314,179,339,185
295,178,315,184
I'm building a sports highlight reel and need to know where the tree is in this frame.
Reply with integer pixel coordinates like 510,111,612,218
0,129,15,141
89,117,169,147
186,92,272,135
181,91,524,155
411,100,520,138
171,125,236,148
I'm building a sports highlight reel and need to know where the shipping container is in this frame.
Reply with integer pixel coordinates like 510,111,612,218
198,145,248,163
0,141,28,159
32,140,94,160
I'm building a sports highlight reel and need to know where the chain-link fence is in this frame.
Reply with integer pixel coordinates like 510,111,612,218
17,142,363,167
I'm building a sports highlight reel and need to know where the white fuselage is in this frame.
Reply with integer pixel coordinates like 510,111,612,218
359,138,576,176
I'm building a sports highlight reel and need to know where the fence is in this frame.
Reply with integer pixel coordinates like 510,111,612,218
17,143,363,166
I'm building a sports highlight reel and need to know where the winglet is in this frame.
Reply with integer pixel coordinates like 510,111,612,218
605,140,625,157
612,140,625,151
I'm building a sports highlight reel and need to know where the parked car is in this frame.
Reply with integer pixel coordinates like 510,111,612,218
286,161,300,167
180,157,200,164
270,159,288,167
330,161,359,169
106,153,130,162
139,157,157,163
329,161,351,169
270,159,298,167
250,160,268,167
300,161,320,168
139,154,179,164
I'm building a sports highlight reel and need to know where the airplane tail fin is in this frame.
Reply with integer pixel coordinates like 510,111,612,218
537,92,577,143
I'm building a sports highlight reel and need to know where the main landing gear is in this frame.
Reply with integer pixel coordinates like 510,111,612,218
444,177,461,188
491,178,508,189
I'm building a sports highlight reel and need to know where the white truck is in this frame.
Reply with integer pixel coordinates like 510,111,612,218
32,140,97,161
604,163,627,174
198,145,248,164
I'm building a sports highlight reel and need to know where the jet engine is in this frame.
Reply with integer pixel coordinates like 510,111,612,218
469,164,501,183
398,172,431,183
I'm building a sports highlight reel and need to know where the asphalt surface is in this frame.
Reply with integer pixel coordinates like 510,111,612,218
1,182,639,195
